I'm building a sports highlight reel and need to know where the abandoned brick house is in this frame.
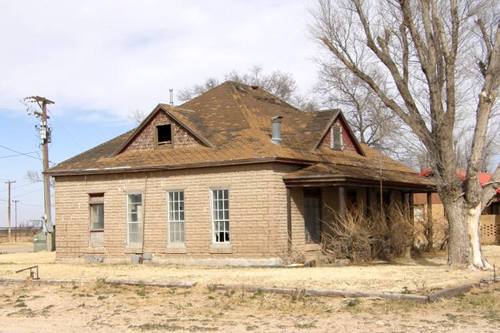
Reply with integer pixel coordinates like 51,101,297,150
48,81,433,265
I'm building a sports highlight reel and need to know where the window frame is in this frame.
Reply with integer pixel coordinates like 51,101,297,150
89,194,105,232
156,124,172,145
88,193,105,248
331,125,344,151
126,192,144,246
210,188,230,245
167,190,185,245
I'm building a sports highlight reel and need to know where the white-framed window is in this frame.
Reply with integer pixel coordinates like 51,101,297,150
127,193,143,245
167,191,185,244
211,189,230,243
331,125,343,150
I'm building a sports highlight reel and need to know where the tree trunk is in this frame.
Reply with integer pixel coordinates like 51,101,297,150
440,195,468,266
466,203,492,269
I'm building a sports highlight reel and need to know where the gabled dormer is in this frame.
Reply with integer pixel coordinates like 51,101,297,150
313,111,365,156
114,104,213,155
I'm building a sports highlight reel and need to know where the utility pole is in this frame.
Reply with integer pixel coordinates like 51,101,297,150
12,200,19,242
5,180,16,242
25,96,55,251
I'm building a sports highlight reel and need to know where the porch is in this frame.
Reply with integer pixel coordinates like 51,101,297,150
283,163,435,256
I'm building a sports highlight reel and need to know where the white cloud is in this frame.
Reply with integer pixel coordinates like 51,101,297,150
0,0,318,119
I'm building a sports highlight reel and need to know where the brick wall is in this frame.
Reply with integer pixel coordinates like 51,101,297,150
126,111,201,151
55,163,300,261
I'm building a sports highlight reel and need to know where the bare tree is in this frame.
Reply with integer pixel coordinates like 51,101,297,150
225,66,297,102
455,118,499,172
177,78,220,103
311,0,500,268
128,109,147,125
177,66,317,110
314,64,424,165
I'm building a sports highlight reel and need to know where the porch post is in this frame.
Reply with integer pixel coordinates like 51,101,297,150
426,192,433,250
409,192,414,225
338,186,346,215
286,187,292,254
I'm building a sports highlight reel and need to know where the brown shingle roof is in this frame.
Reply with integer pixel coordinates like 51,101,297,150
48,81,429,188
283,162,433,190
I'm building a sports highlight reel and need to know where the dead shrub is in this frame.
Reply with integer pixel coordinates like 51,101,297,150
279,245,306,265
321,202,414,263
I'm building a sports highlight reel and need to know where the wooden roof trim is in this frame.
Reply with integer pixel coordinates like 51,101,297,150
284,178,435,192
113,104,214,156
160,105,214,148
46,157,315,176
312,110,365,156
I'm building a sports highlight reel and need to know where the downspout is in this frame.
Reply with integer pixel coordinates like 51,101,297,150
141,173,149,258
286,187,292,254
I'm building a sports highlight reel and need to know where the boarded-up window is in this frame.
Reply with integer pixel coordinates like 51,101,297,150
304,188,321,244
331,125,343,150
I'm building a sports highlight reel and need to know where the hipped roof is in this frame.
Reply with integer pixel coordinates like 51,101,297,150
48,81,432,190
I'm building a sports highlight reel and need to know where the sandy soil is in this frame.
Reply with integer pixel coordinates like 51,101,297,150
0,242,32,254
0,246,499,293
0,281,498,333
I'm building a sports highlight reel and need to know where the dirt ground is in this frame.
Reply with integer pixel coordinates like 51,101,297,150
0,242,32,254
0,280,498,333
0,246,499,293
1,246,499,332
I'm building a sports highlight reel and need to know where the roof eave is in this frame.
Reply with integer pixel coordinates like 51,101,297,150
284,176,435,191
112,104,214,156
47,157,316,177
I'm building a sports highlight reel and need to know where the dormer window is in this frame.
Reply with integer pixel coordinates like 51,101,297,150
157,124,172,145
331,125,343,150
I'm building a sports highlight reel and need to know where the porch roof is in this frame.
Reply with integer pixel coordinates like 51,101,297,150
283,163,435,192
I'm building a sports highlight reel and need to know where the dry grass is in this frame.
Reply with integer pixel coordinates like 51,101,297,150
0,241,32,249
1,245,499,293
0,279,498,332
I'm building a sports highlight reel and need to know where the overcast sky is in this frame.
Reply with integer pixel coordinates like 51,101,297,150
0,0,319,226
0,0,317,119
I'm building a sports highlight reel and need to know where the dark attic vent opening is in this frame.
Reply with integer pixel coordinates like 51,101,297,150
157,124,172,144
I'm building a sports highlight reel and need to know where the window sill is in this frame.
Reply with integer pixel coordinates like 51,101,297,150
124,246,143,254
166,245,187,254
210,244,233,254
85,247,105,254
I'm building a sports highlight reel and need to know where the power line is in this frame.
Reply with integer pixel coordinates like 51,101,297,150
48,110,85,150
0,144,42,161
0,151,38,159
0,144,55,165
